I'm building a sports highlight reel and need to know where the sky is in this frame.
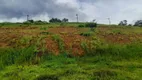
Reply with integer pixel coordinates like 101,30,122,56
0,0,142,24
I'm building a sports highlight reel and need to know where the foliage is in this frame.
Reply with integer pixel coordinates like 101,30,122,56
51,34,65,52
118,20,127,26
23,21,31,25
23,20,48,25
28,20,34,23
34,20,48,25
134,20,142,27
0,24,142,80
62,18,69,22
40,27,48,30
80,31,93,36
78,23,97,28
0,43,142,80
85,23,97,28
78,24,85,28
36,74,59,80
112,29,122,34
49,18,62,23
0,46,37,70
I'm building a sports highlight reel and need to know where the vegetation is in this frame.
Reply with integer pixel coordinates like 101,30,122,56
78,23,97,29
78,24,85,28
0,23,142,80
62,18,69,22
134,20,142,27
118,20,127,26
80,31,93,36
85,23,97,28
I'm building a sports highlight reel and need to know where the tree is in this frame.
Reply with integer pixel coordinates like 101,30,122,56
49,18,62,23
92,19,96,23
62,18,68,22
134,20,142,27
118,20,127,26
128,24,132,26
28,20,34,23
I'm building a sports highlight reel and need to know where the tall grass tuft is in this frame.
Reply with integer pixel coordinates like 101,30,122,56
0,46,37,70
52,34,65,53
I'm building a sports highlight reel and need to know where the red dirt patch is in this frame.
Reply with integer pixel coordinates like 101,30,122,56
61,34,87,56
48,27,78,34
98,33,142,44
46,27,90,56
0,27,40,47
97,26,142,44
45,36,60,55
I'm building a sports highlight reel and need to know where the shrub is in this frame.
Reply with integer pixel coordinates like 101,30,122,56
0,46,37,69
51,35,65,52
49,18,62,23
85,23,97,28
80,32,93,37
36,75,59,80
23,21,31,24
78,24,85,28
34,20,48,25
134,20,142,27
60,23,65,26
118,20,127,26
40,32,49,35
40,27,48,30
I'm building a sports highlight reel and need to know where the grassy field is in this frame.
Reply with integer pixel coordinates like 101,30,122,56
0,23,142,80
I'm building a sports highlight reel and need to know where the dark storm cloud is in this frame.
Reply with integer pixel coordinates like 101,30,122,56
0,0,87,22
0,0,142,24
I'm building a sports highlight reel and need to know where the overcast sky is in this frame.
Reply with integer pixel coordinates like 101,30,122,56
0,0,142,24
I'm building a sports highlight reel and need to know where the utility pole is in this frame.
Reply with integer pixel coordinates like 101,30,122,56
27,15,29,21
107,18,111,25
76,14,78,23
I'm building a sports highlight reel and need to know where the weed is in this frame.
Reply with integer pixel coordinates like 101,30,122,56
40,32,49,35
40,27,48,30
51,34,65,53
93,70,117,80
80,31,93,37
36,74,59,80
112,29,123,34
85,23,97,28
78,24,85,28
0,46,37,69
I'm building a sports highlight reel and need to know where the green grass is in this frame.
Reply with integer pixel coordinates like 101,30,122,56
51,34,65,53
0,42,142,80
0,22,86,28
80,31,94,37
0,23,142,80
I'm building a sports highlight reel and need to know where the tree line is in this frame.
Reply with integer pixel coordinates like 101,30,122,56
0,17,142,27
24,18,68,24
118,20,142,27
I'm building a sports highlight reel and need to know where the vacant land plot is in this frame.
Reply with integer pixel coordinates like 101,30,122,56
0,25,142,80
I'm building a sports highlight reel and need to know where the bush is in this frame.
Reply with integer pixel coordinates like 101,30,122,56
78,24,85,28
34,20,48,25
85,23,97,28
36,74,59,80
134,20,142,27
51,35,65,52
49,18,62,23
0,46,37,69
23,21,31,25
40,27,48,30
80,32,93,37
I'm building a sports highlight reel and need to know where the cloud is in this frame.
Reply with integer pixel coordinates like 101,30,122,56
0,0,142,24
